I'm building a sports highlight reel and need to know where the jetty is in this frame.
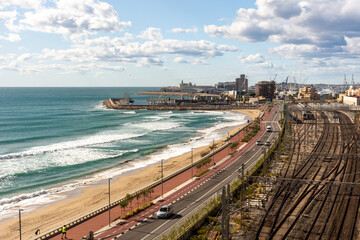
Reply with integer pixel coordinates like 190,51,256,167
103,90,260,110
103,99,258,111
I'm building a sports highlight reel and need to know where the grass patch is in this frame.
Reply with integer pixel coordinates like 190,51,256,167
196,169,210,177
231,142,239,149
121,202,153,219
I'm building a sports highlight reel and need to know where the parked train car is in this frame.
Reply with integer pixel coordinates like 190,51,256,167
302,111,315,120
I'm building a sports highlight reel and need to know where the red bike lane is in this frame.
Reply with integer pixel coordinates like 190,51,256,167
48,106,276,240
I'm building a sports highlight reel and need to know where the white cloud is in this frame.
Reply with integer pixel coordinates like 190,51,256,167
138,27,163,40
0,10,17,21
169,27,198,34
41,37,238,63
269,44,333,59
257,61,274,69
205,0,360,59
0,61,125,75
241,53,265,63
173,57,189,63
18,35,236,73
5,0,131,40
192,59,209,65
343,36,360,55
0,33,21,42
16,53,31,61
0,0,42,10
137,57,164,67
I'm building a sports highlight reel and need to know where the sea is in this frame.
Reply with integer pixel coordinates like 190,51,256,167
0,87,248,221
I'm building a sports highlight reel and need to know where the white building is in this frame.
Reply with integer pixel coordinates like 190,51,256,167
343,96,360,106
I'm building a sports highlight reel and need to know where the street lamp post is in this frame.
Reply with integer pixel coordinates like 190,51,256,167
106,178,112,227
19,209,23,240
212,139,215,166
191,148,194,179
161,159,164,198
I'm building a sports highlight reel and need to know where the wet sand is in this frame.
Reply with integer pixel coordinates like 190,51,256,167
0,109,260,240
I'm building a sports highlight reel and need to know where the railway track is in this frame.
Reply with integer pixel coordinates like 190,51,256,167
254,108,360,239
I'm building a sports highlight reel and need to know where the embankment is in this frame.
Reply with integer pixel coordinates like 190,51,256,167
103,99,258,111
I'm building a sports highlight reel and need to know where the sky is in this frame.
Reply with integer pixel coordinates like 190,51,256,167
0,0,360,87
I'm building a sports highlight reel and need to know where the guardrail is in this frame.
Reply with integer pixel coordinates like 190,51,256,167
154,104,285,240
154,190,221,240
32,140,232,240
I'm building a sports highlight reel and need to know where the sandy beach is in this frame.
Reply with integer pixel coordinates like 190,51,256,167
0,109,260,240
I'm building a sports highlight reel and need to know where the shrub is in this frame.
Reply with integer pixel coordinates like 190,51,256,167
200,150,210,158
196,169,210,177
231,142,239,149
121,202,153,219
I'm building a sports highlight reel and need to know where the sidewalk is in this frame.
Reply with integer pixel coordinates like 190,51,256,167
48,106,276,240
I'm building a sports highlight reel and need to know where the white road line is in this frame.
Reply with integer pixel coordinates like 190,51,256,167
128,112,282,240
244,146,266,166
140,166,235,240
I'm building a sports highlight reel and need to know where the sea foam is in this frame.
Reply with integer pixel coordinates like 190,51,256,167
0,133,143,161
0,110,248,222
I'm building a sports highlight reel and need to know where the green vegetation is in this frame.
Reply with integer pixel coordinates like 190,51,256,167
118,188,154,217
195,169,210,177
159,104,287,240
229,150,237,156
160,196,221,240
121,202,153,219
241,120,261,142
231,141,239,149
196,158,211,169
200,150,210,158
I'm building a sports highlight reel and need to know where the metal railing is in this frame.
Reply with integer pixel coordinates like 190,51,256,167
32,140,232,240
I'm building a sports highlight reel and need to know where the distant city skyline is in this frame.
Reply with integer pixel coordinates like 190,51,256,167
0,0,359,87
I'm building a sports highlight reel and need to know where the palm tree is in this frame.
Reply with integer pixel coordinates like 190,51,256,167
135,193,141,208
125,194,133,211
119,199,128,216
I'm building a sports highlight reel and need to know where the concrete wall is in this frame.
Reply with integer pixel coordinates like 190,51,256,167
103,99,259,110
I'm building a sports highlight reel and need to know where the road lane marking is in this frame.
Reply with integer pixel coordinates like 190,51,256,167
124,110,282,240
140,166,235,240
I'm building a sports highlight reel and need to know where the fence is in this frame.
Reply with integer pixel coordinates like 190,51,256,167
154,103,285,240
33,138,232,240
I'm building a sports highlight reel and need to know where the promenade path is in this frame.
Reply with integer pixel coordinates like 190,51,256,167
47,106,276,240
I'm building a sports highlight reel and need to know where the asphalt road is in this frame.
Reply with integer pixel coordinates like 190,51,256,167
116,106,281,240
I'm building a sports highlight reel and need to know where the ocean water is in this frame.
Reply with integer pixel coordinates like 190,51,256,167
0,87,248,220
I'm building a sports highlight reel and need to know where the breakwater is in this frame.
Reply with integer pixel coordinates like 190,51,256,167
103,99,258,110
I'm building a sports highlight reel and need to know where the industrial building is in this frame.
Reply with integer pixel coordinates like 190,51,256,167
255,81,276,100
298,86,319,100
215,82,236,90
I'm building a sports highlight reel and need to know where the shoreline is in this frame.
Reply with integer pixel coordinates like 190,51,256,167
0,109,260,240
103,99,259,111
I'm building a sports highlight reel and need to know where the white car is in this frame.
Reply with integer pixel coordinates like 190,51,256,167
156,205,174,219
256,140,262,145
266,126,272,132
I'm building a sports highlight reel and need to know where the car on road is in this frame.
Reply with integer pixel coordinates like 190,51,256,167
265,141,271,146
266,126,272,132
156,205,174,219
256,140,261,145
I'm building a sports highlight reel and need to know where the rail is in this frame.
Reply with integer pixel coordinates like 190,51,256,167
33,108,260,240
155,105,284,240
32,139,233,240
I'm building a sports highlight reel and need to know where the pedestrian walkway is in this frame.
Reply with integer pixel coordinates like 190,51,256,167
46,106,277,240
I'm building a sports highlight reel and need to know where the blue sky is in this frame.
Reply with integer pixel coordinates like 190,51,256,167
0,0,359,87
